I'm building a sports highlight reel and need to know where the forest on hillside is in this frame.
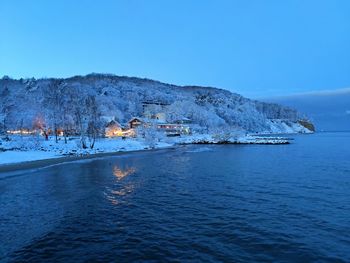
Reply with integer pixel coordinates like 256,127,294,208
0,74,304,139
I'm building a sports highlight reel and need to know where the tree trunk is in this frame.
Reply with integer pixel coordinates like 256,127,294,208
55,127,58,143
90,136,95,149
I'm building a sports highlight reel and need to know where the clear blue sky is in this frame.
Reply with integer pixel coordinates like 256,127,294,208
1,0,350,98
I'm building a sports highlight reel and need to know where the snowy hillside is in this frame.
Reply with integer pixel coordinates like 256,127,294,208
265,89,350,132
0,73,312,134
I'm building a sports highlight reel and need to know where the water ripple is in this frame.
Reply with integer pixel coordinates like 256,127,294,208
1,133,350,262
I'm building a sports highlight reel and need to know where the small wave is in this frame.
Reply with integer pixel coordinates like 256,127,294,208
185,147,212,153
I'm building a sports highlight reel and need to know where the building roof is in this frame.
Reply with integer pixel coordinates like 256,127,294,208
106,120,121,128
128,117,167,124
101,115,116,123
128,117,147,123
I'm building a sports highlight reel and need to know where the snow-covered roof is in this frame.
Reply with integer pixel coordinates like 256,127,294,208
101,115,116,123
128,117,168,125
128,117,147,123
105,120,121,128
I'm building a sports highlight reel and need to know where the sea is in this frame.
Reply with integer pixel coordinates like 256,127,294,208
1,132,349,262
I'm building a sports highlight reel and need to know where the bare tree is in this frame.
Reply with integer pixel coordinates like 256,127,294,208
42,80,65,143
74,101,88,149
0,86,14,134
86,96,102,149
60,84,76,144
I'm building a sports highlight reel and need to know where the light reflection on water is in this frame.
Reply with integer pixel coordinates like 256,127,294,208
113,166,137,180
105,164,137,205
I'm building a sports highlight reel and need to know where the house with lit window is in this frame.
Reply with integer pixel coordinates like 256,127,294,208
105,120,123,137
128,117,146,129
105,120,135,137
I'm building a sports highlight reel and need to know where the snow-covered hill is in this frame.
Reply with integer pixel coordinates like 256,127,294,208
0,73,312,134
265,88,350,132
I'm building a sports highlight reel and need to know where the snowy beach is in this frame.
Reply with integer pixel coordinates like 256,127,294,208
0,135,172,167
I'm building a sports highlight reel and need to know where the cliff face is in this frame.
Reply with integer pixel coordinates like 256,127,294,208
0,74,313,134
298,120,316,132
266,89,350,132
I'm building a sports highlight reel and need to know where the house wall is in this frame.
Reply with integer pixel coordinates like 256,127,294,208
157,124,191,135
154,113,166,122
143,103,167,122
129,120,142,129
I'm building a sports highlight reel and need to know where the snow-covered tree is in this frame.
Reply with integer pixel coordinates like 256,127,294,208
0,73,309,137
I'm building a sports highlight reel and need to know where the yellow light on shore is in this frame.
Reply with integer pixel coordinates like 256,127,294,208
105,128,135,138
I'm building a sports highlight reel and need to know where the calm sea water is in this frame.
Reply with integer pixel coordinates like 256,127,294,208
1,132,350,262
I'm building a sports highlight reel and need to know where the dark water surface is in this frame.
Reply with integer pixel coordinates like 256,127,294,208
1,132,350,262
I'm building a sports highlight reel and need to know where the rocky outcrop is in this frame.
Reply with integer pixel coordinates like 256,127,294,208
298,120,315,132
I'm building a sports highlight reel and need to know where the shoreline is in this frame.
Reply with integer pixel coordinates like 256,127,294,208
0,147,176,174
0,133,300,173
